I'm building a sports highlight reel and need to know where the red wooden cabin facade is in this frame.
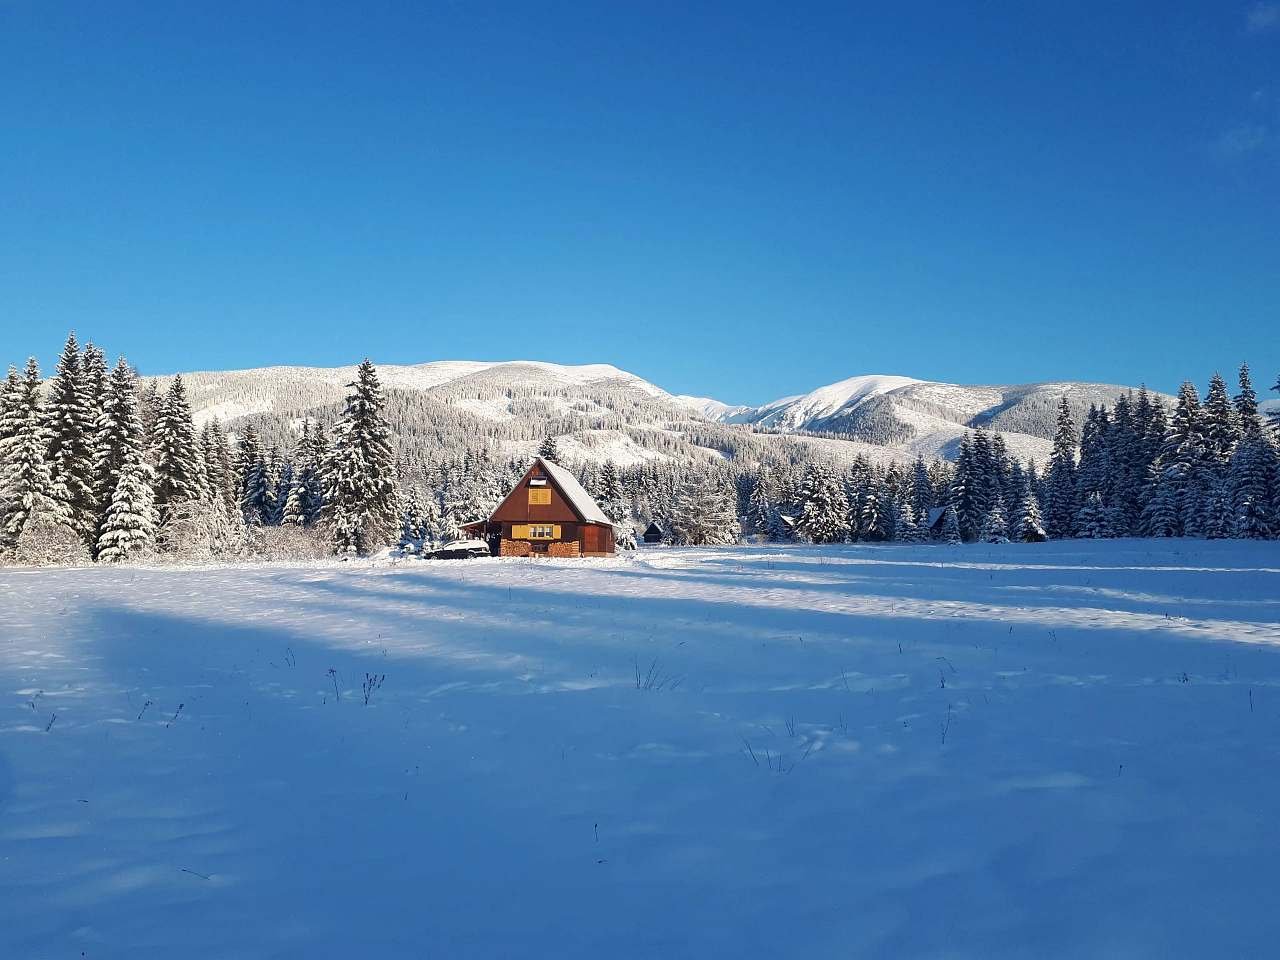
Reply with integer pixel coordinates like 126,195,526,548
461,457,616,558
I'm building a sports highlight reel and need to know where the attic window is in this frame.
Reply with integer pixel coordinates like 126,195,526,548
528,487,552,505
529,477,548,486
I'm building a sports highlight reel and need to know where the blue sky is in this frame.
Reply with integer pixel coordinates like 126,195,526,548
2,1,1278,404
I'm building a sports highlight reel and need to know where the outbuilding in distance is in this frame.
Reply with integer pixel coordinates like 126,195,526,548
461,457,616,557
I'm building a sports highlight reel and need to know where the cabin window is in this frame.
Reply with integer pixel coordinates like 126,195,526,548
528,487,552,506
511,523,560,540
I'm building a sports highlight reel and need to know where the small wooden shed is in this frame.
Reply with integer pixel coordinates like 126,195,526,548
462,457,616,558
642,522,664,544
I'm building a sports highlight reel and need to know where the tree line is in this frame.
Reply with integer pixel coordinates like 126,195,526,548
2,333,1278,562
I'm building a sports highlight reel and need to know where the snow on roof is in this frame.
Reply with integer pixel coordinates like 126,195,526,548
536,457,613,525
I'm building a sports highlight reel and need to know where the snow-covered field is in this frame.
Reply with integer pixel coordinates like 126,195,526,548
3,542,1280,958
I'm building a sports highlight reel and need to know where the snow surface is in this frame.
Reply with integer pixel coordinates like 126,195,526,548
4,540,1280,958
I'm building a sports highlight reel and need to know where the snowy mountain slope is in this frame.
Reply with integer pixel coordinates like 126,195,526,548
153,359,1167,467
721,374,922,430
703,375,1173,462
171,360,663,429
671,395,752,421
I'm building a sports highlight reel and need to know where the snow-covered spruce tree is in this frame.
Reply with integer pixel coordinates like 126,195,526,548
1043,396,1079,539
980,496,1010,543
321,360,400,555
150,374,204,520
280,451,308,528
1012,472,1047,542
1150,380,1207,536
1141,475,1181,538
238,425,271,525
264,447,286,524
81,342,109,428
795,461,848,544
1198,477,1234,540
43,332,98,539
1105,393,1142,535
0,367,21,448
397,486,433,553
1229,433,1277,538
201,421,238,518
1075,405,1110,505
893,495,925,543
668,471,740,545
968,429,997,532
597,459,627,524
909,456,934,520
0,358,80,560
91,357,146,552
303,421,329,524
744,467,776,539
96,459,156,562
1202,372,1239,468
1075,491,1113,539
537,436,561,464
858,482,890,542
1235,363,1261,435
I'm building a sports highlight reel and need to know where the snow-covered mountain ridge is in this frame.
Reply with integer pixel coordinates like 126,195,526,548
156,359,1170,467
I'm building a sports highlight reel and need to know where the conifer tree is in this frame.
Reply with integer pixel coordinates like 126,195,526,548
597,459,626,523
91,357,146,551
97,460,156,562
0,367,23,453
150,375,204,518
321,360,400,555
238,425,271,525
909,456,934,519
304,421,329,523
893,495,924,543
980,495,1009,543
538,436,561,464
859,484,889,542
1012,472,1047,542
947,433,978,541
668,472,740,545
744,468,776,538
0,359,75,552
1075,492,1113,539
1043,396,1079,538
202,421,238,517
1201,372,1239,466
1229,433,1277,538
397,486,431,553
81,342,109,426
1234,363,1260,436
43,332,98,537
795,462,848,544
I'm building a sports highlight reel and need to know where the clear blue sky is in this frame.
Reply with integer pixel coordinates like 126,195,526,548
2,1,1278,404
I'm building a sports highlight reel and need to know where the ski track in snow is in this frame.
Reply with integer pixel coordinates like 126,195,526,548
2,540,1279,958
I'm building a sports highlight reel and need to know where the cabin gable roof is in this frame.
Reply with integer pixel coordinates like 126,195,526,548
487,457,612,526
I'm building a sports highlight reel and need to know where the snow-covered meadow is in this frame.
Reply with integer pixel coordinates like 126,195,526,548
3,541,1280,958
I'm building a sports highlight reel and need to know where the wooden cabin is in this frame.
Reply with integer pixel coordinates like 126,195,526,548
642,522,664,544
462,457,616,558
